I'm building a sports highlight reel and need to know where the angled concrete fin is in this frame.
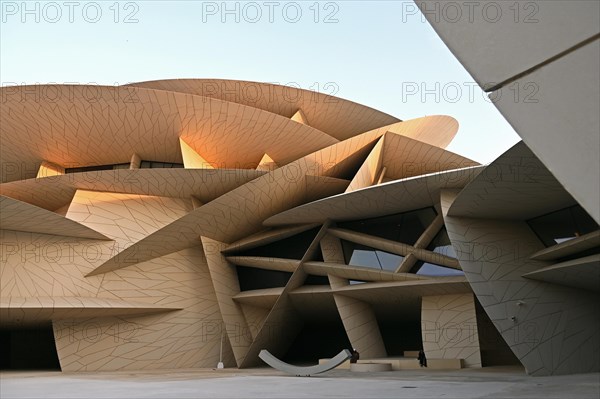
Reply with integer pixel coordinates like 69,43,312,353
179,138,214,169
256,153,278,171
200,236,252,367
191,195,203,209
345,135,386,193
291,109,309,125
240,304,271,341
36,161,64,178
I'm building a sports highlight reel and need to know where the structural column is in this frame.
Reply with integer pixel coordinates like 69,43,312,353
320,233,387,359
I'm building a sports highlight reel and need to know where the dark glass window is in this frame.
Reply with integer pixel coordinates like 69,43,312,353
112,163,130,169
65,163,130,173
427,227,456,258
411,228,463,276
304,274,329,285
413,262,464,276
236,266,291,291
139,161,184,169
341,240,404,271
230,227,320,260
338,207,437,245
527,205,599,247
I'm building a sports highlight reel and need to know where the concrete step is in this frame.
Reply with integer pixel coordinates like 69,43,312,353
350,363,392,372
319,357,463,370
367,357,463,370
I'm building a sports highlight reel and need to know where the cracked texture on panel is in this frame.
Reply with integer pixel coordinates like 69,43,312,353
66,190,192,251
3,79,596,375
443,206,600,375
441,143,600,376
421,294,482,368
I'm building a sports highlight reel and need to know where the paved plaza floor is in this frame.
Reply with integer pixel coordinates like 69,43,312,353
1,366,599,398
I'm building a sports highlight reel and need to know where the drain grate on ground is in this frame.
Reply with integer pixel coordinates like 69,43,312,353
401,386,417,388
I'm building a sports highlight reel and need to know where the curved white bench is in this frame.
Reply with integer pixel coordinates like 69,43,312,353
259,349,352,377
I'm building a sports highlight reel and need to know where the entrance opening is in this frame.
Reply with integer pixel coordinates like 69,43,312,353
0,324,61,370
283,296,350,364
373,297,422,356
475,298,521,366
283,318,351,364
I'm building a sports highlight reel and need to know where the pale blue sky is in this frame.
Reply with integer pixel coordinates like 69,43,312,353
0,0,520,163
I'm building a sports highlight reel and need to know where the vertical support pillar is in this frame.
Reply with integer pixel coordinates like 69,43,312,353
201,236,252,367
130,153,141,169
321,233,387,359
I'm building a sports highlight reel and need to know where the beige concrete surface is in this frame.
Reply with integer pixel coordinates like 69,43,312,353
1,368,599,398
421,294,482,368
2,78,597,377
